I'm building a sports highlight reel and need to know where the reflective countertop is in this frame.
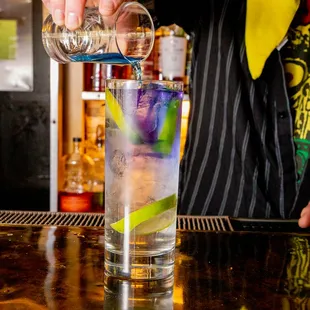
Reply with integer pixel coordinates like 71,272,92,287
0,225,310,309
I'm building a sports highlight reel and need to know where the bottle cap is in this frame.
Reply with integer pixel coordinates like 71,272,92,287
73,137,82,142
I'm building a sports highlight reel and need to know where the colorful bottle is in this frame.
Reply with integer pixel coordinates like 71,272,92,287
59,137,94,212
84,63,107,92
160,24,188,82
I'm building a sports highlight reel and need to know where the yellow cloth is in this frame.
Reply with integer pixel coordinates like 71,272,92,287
245,0,300,79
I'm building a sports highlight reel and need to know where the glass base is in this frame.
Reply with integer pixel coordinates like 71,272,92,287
104,272,175,294
104,273,174,309
104,248,175,280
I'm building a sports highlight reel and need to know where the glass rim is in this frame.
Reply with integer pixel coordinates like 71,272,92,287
106,79,184,91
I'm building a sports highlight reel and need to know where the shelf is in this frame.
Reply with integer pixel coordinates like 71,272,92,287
82,91,189,102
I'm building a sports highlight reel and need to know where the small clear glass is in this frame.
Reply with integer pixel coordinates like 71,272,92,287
104,79,183,280
42,2,154,64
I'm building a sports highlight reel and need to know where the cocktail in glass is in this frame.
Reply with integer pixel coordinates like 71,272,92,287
104,79,183,280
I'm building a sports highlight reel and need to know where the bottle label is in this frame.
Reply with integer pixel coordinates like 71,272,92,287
160,36,187,78
85,101,105,143
60,194,92,212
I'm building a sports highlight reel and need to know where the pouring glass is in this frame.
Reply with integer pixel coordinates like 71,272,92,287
42,1,155,65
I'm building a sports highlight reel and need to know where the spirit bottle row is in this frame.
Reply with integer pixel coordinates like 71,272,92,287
84,24,193,93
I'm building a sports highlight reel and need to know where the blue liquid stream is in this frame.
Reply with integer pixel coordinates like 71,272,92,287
69,53,142,65
70,53,143,80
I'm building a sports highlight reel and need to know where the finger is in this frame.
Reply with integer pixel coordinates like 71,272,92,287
299,203,310,228
299,213,310,228
99,0,124,16
65,0,87,30
50,0,66,26
301,202,310,217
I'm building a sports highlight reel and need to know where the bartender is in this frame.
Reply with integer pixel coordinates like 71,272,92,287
42,0,310,228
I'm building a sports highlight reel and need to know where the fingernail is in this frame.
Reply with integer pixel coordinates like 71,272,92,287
53,9,65,25
66,12,79,30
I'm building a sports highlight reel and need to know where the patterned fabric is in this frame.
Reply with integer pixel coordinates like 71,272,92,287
155,0,307,218
282,0,310,181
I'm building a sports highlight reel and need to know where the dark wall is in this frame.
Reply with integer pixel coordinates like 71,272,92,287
0,1,50,211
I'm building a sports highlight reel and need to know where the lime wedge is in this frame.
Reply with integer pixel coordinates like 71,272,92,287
152,99,181,155
105,88,140,143
110,194,177,234
134,207,177,235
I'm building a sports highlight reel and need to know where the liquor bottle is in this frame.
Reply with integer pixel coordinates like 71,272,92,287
84,63,94,91
90,125,105,212
112,65,125,79
160,24,188,82
59,137,95,212
152,28,163,80
84,63,107,92
85,101,105,144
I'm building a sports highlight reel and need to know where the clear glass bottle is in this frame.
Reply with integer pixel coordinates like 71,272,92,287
41,2,154,65
59,137,95,212
160,24,188,82
84,63,107,92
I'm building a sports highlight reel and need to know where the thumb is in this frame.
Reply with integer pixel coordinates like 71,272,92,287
299,202,310,228
99,0,124,16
